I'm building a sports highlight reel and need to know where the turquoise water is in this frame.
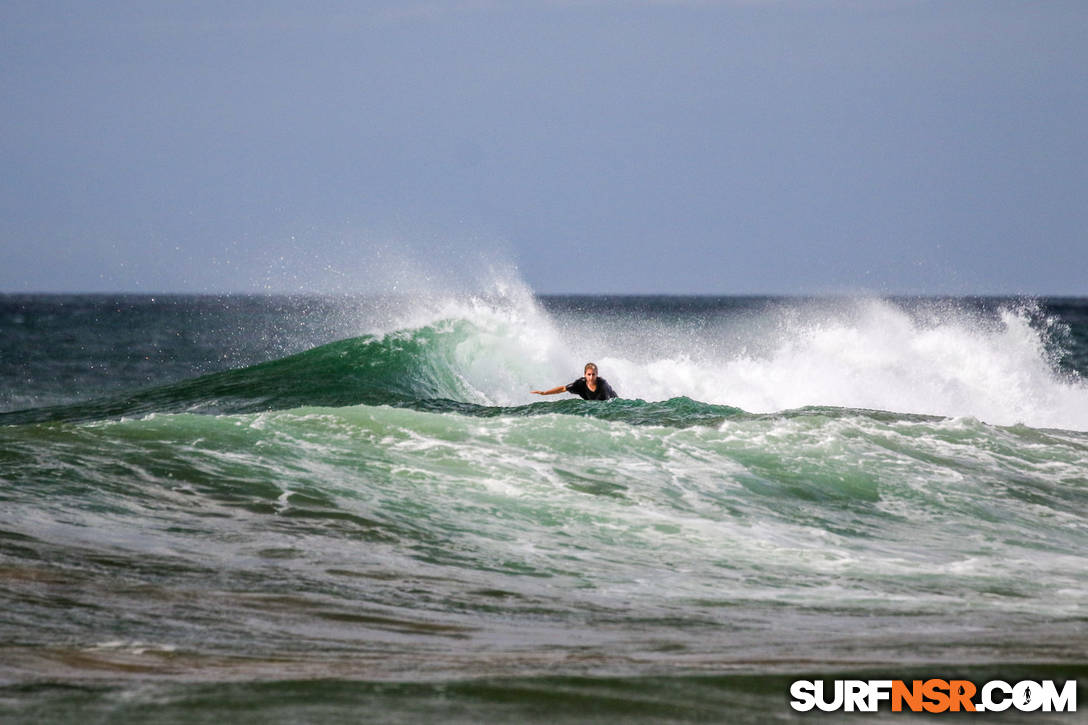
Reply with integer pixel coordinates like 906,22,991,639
1,290,1086,722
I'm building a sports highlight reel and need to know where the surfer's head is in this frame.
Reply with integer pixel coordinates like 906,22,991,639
584,362,598,381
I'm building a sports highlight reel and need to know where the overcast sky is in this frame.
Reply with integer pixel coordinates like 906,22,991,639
2,1,1085,295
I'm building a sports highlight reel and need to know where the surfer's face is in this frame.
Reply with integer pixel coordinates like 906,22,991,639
584,368,597,383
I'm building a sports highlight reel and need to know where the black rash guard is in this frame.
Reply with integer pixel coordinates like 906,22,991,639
565,377,618,400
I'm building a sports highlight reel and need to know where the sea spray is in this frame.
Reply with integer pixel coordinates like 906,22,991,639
360,289,1088,428
550,297,1088,429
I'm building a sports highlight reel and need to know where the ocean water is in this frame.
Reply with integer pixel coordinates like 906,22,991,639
1,287,1086,723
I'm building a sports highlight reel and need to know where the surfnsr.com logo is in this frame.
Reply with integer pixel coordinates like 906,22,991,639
789,679,1077,713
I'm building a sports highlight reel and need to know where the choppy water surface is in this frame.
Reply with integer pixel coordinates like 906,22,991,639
1,290,1085,722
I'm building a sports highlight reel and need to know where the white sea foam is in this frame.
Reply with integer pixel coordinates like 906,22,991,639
614,299,1088,430
356,270,575,406
556,301,1088,431
353,266,1088,430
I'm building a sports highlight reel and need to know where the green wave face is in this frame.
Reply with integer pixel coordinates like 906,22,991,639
0,321,495,425
0,316,751,428
5,295,1088,431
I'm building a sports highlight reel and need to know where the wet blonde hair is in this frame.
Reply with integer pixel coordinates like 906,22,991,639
584,362,598,374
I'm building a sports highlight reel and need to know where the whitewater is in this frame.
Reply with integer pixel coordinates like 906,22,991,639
1,283,1086,723
364,283,1088,430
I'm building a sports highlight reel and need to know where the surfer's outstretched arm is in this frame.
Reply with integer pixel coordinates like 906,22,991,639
531,385,566,395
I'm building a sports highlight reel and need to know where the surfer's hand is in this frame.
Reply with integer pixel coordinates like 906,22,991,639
533,385,566,395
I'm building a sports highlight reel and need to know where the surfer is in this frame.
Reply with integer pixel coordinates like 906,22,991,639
532,362,618,401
